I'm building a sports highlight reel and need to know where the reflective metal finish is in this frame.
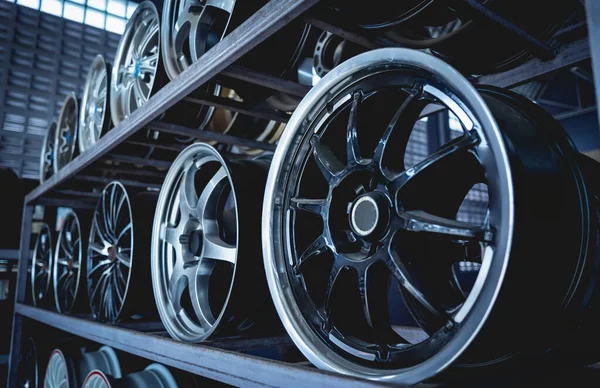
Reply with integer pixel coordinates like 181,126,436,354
54,93,79,173
87,182,133,323
40,121,57,183
161,0,234,81
82,364,177,388
152,143,239,342
44,350,70,388
80,55,111,154
262,48,515,384
111,2,161,125
53,211,83,314
31,223,52,306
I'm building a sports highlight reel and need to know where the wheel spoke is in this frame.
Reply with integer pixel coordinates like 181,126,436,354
179,163,199,216
168,262,194,311
295,234,328,272
373,86,423,170
312,141,344,183
392,134,479,194
133,80,147,105
163,225,180,247
396,210,493,242
189,260,216,330
290,197,327,217
202,233,236,264
324,259,344,316
88,259,111,278
346,92,362,167
198,167,228,213
117,222,132,242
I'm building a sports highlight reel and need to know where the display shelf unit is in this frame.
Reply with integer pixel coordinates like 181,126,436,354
7,0,599,386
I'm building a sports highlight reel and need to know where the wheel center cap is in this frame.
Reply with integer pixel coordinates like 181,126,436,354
134,61,141,78
349,193,389,238
108,246,117,262
181,230,203,256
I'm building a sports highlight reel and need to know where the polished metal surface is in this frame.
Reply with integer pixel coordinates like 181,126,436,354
111,1,161,125
54,93,79,173
40,121,57,183
31,223,52,306
161,0,234,81
80,55,111,154
152,143,238,342
53,211,83,314
44,350,69,388
262,48,514,384
87,182,133,323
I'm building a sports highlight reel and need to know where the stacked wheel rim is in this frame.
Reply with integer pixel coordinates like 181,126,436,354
87,182,134,322
80,55,111,153
53,211,83,313
111,1,161,125
31,223,52,306
44,350,70,388
152,143,240,341
40,121,57,183
262,48,517,383
54,93,79,173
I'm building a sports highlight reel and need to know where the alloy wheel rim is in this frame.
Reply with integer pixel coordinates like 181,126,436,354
54,93,79,173
40,121,57,183
80,55,111,154
262,48,514,384
53,211,83,313
82,371,111,388
31,223,52,306
111,2,160,125
161,0,234,80
152,143,239,342
87,182,134,322
44,350,69,388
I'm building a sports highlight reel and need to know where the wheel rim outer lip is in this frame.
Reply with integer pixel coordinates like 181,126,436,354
54,92,79,174
31,223,52,306
53,211,83,314
79,54,110,154
86,181,135,322
110,1,160,126
45,349,70,388
261,48,514,384
151,142,239,342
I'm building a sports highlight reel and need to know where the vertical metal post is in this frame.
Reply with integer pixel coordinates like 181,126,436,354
585,0,600,128
7,204,34,387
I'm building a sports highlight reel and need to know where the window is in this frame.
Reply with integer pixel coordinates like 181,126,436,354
6,0,138,34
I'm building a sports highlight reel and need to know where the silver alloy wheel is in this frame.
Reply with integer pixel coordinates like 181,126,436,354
161,0,234,81
152,143,238,342
54,93,79,173
31,223,53,306
40,121,57,183
87,182,134,323
44,350,70,388
262,48,514,384
53,211,84,314
80,55,111,154
111,1,160,125
82,364,177,388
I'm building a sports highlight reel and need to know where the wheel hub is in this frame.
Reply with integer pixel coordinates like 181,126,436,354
180,230,204,256
349,192,390,239
108,246,117,263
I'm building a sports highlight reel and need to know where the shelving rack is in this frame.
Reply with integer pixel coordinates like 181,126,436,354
6,0,600,386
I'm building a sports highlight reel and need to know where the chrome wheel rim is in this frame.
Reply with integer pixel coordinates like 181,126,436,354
82,371,111,388
161,0,234,80
262,48,514,384
80,55,111,154
111,2,160,125
53,211,83,313
152,143,238,342
87,182,133,322
40,121,57,183
44,350,69,388
54,93,79,173
31,223,52,306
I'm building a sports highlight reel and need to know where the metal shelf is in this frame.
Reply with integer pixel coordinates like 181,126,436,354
15,303,391,388
7,0,599,386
